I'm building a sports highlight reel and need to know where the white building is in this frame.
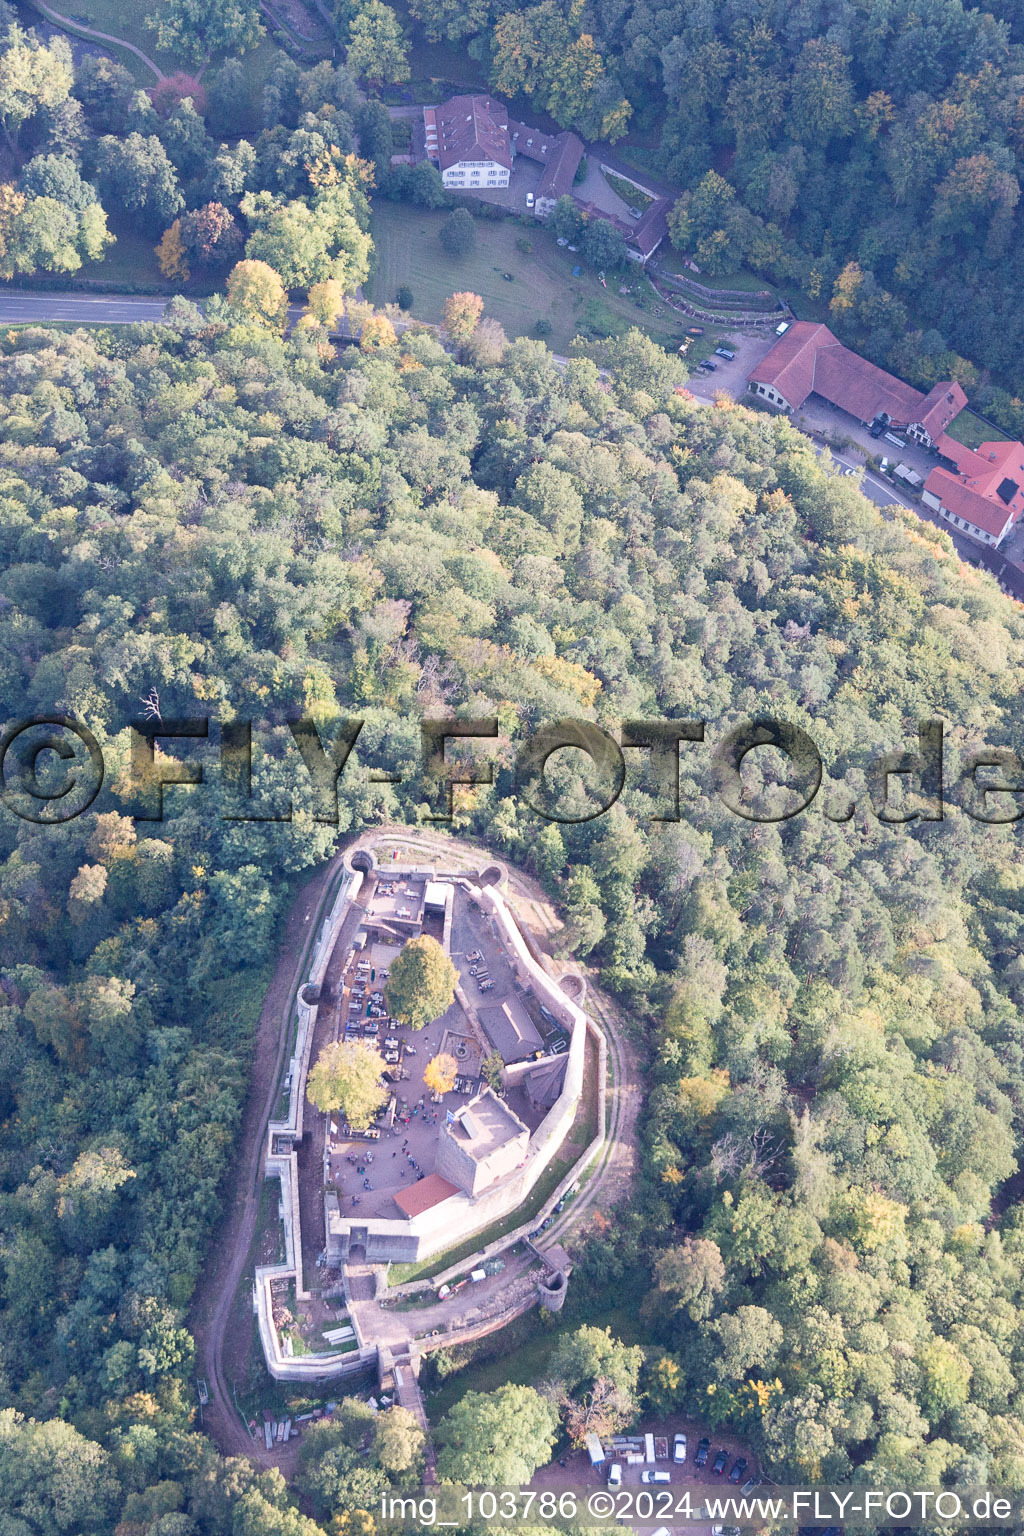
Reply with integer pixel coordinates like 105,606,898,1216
424,96,511,190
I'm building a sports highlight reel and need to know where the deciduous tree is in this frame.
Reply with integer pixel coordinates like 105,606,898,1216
423,1052,458,1094
385,935,457,1030
436,1385,558,1484
226,258,288,329
307,1039,387,1129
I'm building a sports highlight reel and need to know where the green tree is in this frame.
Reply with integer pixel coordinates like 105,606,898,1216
0,1409,120,1533
439,207,476,259
653,1237,726,1320
436,1385,558,1484
549,195,584,244
306,1039,387,1128
92,132,183,231
146,0,265,65
580,215,626,269
346,1,410,87
242,181,371,290
0,26,73,147
373,1405,425,1472
384,934,457,1030
226,257,288,328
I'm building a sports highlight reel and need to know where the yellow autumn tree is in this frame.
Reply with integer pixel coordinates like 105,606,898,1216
226,259,288,331
156,219,190,281
442,290,484,346
360,312,397,350
304,277,346,329
424,1052,458,1094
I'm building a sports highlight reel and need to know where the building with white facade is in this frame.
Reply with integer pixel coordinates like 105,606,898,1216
923,437,1024,546
423,96,511,189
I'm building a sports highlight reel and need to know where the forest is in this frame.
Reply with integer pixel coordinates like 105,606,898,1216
1,272,1024,1528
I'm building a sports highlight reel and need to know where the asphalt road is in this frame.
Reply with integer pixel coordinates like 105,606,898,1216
0,291,172,324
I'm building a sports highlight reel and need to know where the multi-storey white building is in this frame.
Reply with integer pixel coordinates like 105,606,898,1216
423,95,511,189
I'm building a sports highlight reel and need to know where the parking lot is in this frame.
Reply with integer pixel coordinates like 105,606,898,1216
531,1413,757,1494
684,330,776,403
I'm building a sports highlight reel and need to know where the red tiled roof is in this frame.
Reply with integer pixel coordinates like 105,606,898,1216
535,131,584,203
918,381,969,439
748,321,835,409
748,321,966,438
632,198,671,258
434,96,511,173
393,1172,459,1218
924,439,1024,538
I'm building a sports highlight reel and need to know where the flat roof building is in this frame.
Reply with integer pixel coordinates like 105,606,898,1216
435,1087,529,1197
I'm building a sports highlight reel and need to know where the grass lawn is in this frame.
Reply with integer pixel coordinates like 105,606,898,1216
367,201,691,353
426,1303,644,1422
941,408,1010,450
76,210,169,289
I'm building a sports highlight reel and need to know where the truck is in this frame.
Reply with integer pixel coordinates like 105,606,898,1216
586,1434,605,1467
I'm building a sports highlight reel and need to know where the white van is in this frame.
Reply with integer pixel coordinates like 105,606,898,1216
607,1463,622,1488
641,1470,671,1484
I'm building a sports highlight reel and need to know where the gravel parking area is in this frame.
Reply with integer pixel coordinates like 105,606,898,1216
684,330,777,402
530,1414,760,1534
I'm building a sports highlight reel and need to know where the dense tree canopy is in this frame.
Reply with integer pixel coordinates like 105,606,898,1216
398,0,1024,425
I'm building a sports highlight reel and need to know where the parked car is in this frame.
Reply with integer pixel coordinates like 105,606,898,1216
641,1470,671,1484
775,319,790,335
869,419,885,438
700,359,718,371
712,1448,728,1474
714,347,736,360
607,1464,622,1488
673,1433,687,1463
740,1477,760,1497
695,1437,710,1467
526,192,535,208
729,1458,747,1484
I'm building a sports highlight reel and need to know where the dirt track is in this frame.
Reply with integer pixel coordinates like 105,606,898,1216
189,850,349,1461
